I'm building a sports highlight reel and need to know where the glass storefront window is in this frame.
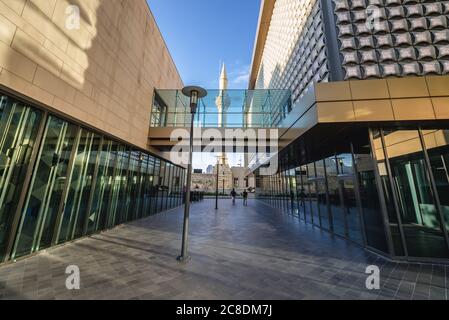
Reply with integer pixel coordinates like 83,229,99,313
127,151,142,222
354,145,388,253
425,130,449,233
372,129,406,256
153,158,161,214
383,129,449,258
289,169,298,217
92,139,116,232
0,93,185,263
337,153,363,244
326,155,344,236
145,156,156,216
13,116,79,258
298,165,308,222
306,163,319,226
57,130,101,243
315,160,329,231
137,153,149,219
0,97,43,261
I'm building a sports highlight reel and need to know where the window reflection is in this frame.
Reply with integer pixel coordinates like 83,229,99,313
383,129,449,258
13,116,79,258
424,130,449,232
372,129,405,256
0,97,42,261
57,130,101,243
354,146,388,253
315,160,329,231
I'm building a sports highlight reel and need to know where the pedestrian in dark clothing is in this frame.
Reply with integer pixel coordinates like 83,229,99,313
230,188,237,205
243,189,248,206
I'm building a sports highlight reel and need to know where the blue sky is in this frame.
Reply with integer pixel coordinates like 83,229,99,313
148,0,261,170
147,0,261,89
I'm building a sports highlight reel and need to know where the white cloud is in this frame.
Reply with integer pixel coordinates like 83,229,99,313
229,64,250,88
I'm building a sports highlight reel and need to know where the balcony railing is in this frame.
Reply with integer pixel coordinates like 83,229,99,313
151,89,292,128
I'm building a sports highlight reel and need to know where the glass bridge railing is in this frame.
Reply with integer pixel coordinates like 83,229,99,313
151,89,292,128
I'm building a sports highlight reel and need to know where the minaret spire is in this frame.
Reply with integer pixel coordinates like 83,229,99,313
215,62,230,165
219,63,228,90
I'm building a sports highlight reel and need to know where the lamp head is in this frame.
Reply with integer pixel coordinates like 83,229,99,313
182,86,207,114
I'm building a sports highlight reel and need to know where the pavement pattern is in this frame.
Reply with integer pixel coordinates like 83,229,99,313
0,199,447,300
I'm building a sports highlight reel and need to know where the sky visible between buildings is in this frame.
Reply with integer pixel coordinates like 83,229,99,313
148,0,261,170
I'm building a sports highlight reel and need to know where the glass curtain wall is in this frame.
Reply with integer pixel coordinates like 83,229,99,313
257,125,449,261
14,115,79,257
374,128,449,259
0,93,184,263
257,146,369,250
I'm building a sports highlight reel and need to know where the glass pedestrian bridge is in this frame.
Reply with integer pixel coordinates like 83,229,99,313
151,89,292,128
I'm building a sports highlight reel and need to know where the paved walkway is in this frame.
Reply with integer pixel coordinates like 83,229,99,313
0,200,448,300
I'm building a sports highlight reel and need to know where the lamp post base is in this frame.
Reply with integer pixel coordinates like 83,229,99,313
176,255,191,263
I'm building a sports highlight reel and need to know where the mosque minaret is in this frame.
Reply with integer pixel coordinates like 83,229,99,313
215,63,231,165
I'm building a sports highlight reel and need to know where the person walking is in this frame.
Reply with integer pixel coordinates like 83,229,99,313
230,188,237,205
242,189,248,206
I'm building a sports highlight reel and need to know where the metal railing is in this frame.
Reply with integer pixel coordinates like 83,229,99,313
151,89,292,128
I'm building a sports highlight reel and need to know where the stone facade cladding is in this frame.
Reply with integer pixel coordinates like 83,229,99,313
0,0,183,150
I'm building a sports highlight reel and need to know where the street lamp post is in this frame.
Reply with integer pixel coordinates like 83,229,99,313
177,86,207,263
215,158,219,210
222,172,225,195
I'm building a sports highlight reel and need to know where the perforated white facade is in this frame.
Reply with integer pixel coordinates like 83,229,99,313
254,0,329,103
253,0,449,100
335,0,449,80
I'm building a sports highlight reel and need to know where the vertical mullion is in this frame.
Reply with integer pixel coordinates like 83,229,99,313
52,126,82,245
34,121,68,250
323,158,333,233
380,129,409,257
350,141,368,247
82,136,104,236
314,162,322,228
368,128,396,257
120,149,131,224
133,152,143,221
105,145,120,229
69,132,93,240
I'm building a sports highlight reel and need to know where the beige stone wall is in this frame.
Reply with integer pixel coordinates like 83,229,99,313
0,0,182,150
191,173,216,192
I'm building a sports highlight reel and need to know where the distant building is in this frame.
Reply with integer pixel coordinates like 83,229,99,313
191,160,255,194
206,165,214,174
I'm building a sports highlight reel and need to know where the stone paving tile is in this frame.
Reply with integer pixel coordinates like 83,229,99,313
0,199,448,300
